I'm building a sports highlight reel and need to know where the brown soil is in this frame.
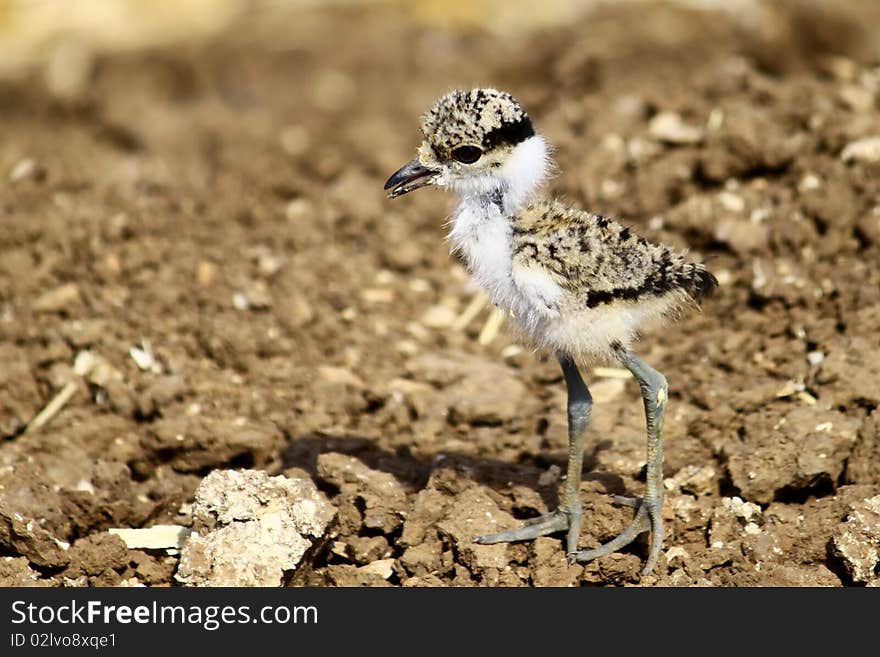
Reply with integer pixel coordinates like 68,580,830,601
1,2,879,587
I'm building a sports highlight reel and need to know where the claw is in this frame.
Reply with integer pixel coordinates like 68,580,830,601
570,500,661,575
474,509,570,545
611,494,642,509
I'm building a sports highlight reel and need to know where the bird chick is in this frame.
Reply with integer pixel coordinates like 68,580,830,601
385,88,716,577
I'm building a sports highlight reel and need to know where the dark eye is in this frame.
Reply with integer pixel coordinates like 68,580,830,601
452,145,483,164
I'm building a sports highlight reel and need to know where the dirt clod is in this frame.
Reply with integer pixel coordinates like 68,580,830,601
0,508,70,569
316,452,406,534
831,495,880,584
176,469,335,587
726,406,861,504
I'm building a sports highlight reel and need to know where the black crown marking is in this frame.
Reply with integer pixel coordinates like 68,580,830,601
482,116,535,149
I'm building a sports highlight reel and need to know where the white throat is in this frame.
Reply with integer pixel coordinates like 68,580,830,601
446,135,556,324
447,135,551,216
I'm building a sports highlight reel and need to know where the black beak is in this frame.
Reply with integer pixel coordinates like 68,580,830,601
384,158,438,199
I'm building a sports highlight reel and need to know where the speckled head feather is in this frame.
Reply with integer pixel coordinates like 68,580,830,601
420,88,535,159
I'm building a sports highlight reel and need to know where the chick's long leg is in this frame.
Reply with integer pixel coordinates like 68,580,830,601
474,355,591,556
570,348,668,576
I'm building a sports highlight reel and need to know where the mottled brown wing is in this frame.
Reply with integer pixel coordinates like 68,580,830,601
511,202,715,306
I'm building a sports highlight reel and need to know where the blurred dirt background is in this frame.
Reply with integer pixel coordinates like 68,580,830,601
1,0,879,587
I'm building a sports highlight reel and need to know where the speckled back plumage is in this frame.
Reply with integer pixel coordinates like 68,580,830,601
512,199,717,309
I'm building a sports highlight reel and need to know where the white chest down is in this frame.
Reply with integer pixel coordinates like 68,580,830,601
447,203,667,359
448,202,564,327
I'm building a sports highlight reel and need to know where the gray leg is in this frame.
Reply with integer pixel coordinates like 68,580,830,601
571,348,668,576
474,355,592,556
